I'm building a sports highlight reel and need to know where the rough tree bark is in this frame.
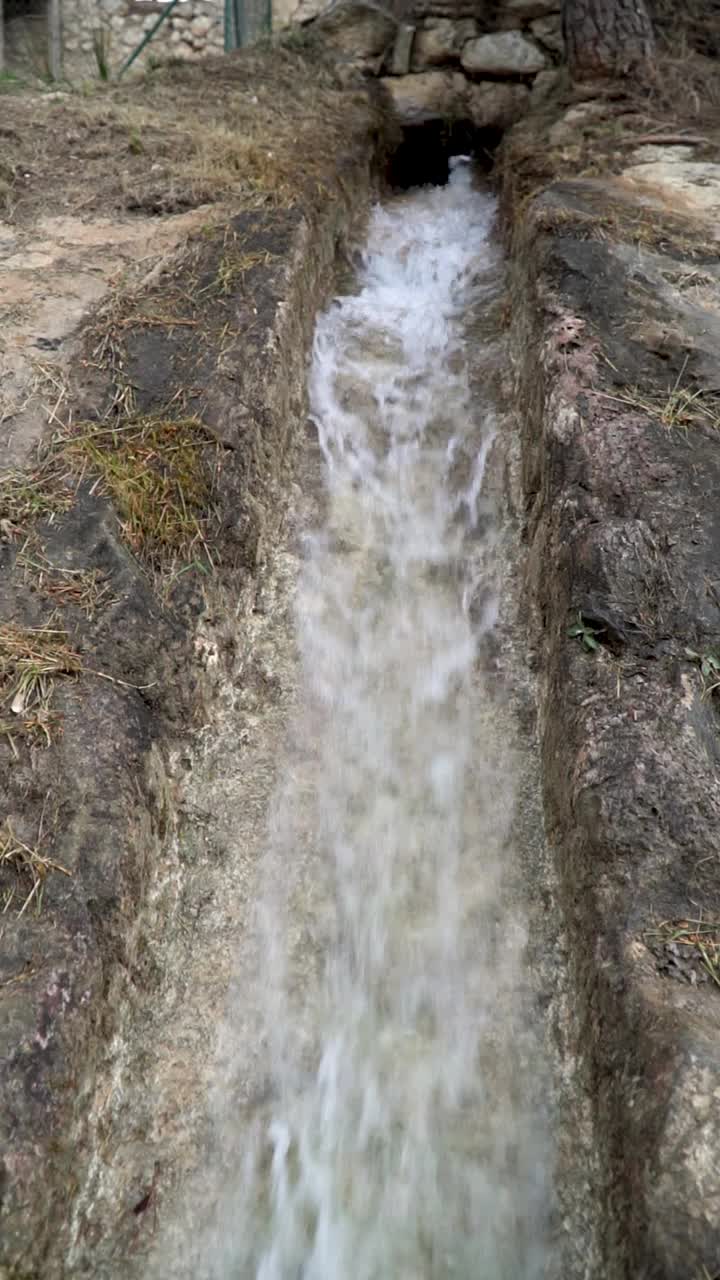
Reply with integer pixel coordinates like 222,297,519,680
562,0,655,78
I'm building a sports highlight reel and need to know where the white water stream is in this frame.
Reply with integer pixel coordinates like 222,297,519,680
171,162,550,1279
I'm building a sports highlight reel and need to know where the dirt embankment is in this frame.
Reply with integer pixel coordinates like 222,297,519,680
502,73,720,1277
0,48,391,1277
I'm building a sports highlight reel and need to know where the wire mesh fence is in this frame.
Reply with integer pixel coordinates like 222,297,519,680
225,0,271,47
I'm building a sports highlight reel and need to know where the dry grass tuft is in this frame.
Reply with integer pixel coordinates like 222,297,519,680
61,415,218,569
0,620,81,748
643,50,720,126
17,544,114,619
0,817,70,916
652,0,720,60
592,379,720,432
0,461,73,540
135,47,377,210
211,238,275,296
0,43,386,227
646,917,720,989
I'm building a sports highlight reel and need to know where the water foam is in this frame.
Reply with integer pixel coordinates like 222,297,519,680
191,163,547,1279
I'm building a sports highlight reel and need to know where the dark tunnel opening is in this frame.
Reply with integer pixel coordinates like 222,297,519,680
386,120,504,189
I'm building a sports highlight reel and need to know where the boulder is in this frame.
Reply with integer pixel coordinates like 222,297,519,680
621,159,720,226
530,13,563,55
466,79,530,128
190,14,212,35
461,30,548,75
380,69,466,124
411,17,478,68
310,1,397,61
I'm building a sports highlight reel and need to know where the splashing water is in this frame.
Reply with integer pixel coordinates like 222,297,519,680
196,161,548,1280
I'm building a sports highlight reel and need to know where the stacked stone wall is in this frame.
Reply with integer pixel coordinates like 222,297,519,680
57,0,224,78
302,0,563,131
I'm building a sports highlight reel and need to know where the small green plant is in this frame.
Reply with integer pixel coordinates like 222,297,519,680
0,70,25,93
685,648,720,695
91,27,112,81
568,612,604,653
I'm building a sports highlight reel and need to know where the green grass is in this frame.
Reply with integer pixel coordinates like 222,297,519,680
0,70,27,93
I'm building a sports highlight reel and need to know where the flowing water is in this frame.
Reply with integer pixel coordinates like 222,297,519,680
157,161,552,1279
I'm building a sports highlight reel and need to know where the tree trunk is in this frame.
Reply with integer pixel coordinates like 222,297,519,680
562,0,655,78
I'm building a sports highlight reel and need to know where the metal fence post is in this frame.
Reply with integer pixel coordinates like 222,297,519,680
118,0,184,77
48,0,62,79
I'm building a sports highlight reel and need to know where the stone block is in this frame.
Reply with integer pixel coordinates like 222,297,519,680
529,66,560,106
466,79,529,127
411,17,477,68
461,30,548,75
389,23,415,75
311,1,397,61
530,13,563,55
380,69,466,124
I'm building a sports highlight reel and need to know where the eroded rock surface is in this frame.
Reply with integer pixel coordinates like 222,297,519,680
509,136,720,1276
